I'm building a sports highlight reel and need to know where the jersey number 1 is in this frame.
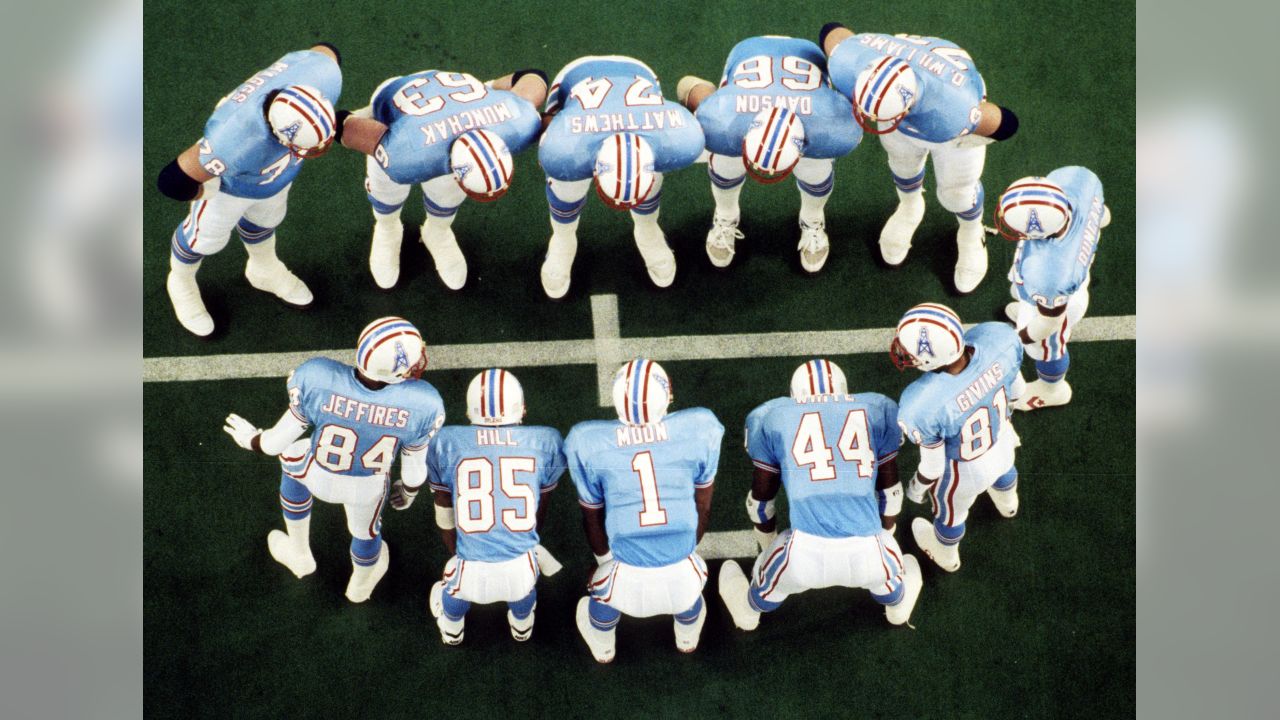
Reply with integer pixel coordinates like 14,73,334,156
631,451,668,526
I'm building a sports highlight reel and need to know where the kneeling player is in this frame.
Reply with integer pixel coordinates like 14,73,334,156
222,317,446,602
424,369,565,644
719,360,923,631
678,35,862,271
566,360,724,662
995,168,1111,410
892,304,1024,572
340,69,546,290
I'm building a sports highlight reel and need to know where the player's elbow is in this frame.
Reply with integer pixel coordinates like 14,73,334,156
983,105,1019,142
157,159,202,201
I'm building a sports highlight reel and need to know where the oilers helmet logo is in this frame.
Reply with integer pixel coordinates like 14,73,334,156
1026,208,1044,236
916,327,935,358
393,341,410,374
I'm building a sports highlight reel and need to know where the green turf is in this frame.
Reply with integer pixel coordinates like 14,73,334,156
145,1,1135,716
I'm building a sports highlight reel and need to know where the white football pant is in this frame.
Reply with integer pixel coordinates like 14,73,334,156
588,553,708,618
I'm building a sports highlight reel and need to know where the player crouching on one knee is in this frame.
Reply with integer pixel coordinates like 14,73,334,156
157,44,343,337
892,304,1024,572
222,316,445,603
338,69,548,291
719,360,923,631
995,169,1111,411
822,23,1020,294
566,359,724,663
424,369,566,645
678,35,862,273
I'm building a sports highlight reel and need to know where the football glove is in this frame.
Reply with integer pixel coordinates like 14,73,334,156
390,480,418,510
534,544,563,576
223,413,261,451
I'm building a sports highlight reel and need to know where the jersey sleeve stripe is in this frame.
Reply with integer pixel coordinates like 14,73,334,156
752,459,781,473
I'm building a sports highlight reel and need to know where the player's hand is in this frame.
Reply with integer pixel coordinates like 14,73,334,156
390,480,418,510
223,413,260,451
907,473,932,504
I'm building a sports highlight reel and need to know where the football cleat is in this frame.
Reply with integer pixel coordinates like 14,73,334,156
790,359,848,399
266,529,316,579
575,597,616,663
345,541,390,603
884,554,923,626
797,218,830,273
705,214,743,268
673,600,707,653
891,303,965,372
540,253,572,299
244,235,314,307
987,485,1020,518
466,368,526,426
268,85,337,158
880,191,926,266
954,221,989,294
911,517,960,572
166,260,214,337
995,177,1071,241
450,129,514,202
852,57,918,134
369,217,404,289
612,358,672,425
421,224,467,290
594,133,657,211
1014,379,1073,411
1005,301,1021,324
742,107,805,183
717,561,761,631
356,316,428,384
429,581,465,645
508,607,535,642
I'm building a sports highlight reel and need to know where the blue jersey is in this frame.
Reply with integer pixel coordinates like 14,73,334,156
427,425,565,562
566,408,724,568
828,33,985,144
898,324,1023,462
745,393,901,538
286,358,445,476
697,36,861,159
540,56,705,181
1013,166,1107,308
370,70,542,185
198,50,342,199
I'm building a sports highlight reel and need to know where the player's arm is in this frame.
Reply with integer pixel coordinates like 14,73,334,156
223,409,307,456
433,489,457,555
819,23,857,56
338,115,388,156
490,68,549,108
907,443,945,504
695,483,715,543
747,467,782,550
310,42,340,65
973,100,1019,141
157,143,216,201
678,77,717,111
876,456,903,531
579,505,610,561
390,446,427,510
1019,302,1069,345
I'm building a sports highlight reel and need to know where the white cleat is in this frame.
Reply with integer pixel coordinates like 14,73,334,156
422,226,468,290
429,581,465,645
673,600,707,653
636,225,677,288
1015,379,1073,411
677,75,712,105
369,219,404,289
245,258,314,307
266,529,316,578
912,517,961,573
953,222,989,294
508,607,535,642
987,485,1020,518
540,252,572,299
344,541,390,603
166,269,214,337
797,218,830,273
884,554,923,626
717,561,761,631
879,194,925,266
705,214,743,268
1005,301,1021,324
575,597,616,663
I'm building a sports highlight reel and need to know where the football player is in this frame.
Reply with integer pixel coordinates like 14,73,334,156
222,316,445,603
891,303,1024,572
339,69,547,290
538,56,705,298
565,359,723,662
996,168,1111,410
719,360,923,631
425,369,565,645
822,24,1020,293
156,44,343,336
677,35,862,271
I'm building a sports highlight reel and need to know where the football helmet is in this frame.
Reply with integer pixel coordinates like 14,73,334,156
789,359,848,398
268,85,337,158
891,303,965,372
594,132,657,210
355,316,428,384
852,57,917,135
612,358,672,425
450,129,514,202
742,107,805,183
995,177,1072,241
466,368,526,425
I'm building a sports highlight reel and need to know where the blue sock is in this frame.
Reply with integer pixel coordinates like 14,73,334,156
236,218,274,244
993,467,1018,492
588,598,620,631
674,596,704,625
278,474,312,520
748,583,782,613
508,589,536,620
893,169,925,193
441,591,470,622
871,583,905,606
934,520,965,546
547,185,587,223
350,536,381,566
423,194,459,219
1036,352,1070,383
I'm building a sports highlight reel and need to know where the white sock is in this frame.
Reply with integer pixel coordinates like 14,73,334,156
632,212,671,264
711,183,743,221
169,253,200,278
798,191,828,226
423,213,457,236
897,188,924,207
547,218,579,264
958,217,984,240
373,208,402,226
243,233,279,264
284,516,311,555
